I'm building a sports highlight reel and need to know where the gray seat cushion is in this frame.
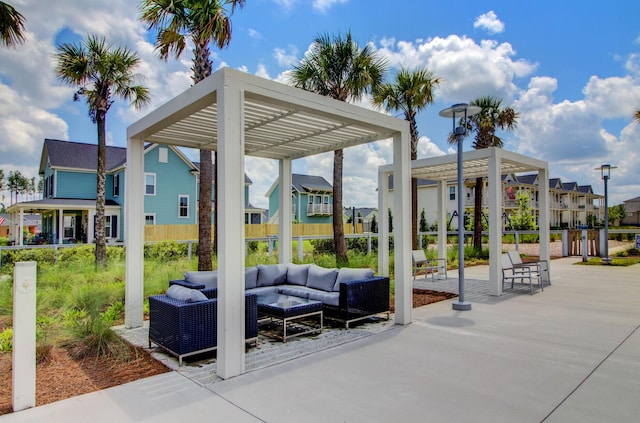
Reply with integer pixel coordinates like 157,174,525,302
333,268,375,291
306,290,339,307
245,266,258,290
246,286,280,296
184,271,218,289
306,264,338,292
257,264,288,287
286,263,310,286
277,286,311,299
166,285,209,303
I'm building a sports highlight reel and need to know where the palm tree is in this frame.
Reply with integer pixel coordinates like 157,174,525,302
140,0,246,271
634,109,640,124
373,68,441,249
290,31,388,267
0,1,25,47
449,96,518,252
55,35,150,269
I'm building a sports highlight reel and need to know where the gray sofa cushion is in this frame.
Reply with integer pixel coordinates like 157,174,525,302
246,286,279,296
306,290,340,307
333,268,375,291
278,286,311,299
286,263,310,286
257,264,288,287
306,264,338,292
245,266,258,290
166,285,208,303
184,270,218,289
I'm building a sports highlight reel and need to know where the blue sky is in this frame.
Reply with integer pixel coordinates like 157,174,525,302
1,0,639,210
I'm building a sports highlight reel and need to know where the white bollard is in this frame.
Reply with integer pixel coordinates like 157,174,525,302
12,261,37,412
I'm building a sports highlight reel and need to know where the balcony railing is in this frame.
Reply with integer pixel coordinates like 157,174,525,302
307,204,332,215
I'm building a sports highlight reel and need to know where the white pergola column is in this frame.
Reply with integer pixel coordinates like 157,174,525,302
125,138,145,328
57,209,63,245
487,153,502,296
437,179,447,260
18,209,24,246
217,84,245,379
278,159,292,264
538,166,550,280
393,132,411,325
377,169,389,276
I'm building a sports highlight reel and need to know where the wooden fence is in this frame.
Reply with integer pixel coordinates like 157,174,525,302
144,223,364,242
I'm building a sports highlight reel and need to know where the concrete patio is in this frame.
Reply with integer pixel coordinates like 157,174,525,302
3,257,639,422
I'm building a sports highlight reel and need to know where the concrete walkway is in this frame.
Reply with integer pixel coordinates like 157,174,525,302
3,258,639,422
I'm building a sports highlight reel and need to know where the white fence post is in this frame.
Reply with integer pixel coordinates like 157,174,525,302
12,261,37,412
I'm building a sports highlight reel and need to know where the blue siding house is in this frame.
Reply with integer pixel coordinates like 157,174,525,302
7,139,263,244
266,174,333,224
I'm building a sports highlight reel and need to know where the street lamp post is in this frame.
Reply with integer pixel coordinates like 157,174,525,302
439,104,481,311
595,164,616,264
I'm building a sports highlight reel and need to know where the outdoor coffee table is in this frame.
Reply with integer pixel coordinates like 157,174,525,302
256,294,323,342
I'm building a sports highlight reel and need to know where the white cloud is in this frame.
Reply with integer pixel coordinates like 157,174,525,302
274,46,299,68
248,28,262,39
474,11,505,34
312,0,348,13
377,35,537,104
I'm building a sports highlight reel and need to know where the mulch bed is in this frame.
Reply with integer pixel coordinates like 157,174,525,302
389,288,458,313
0,345,168,415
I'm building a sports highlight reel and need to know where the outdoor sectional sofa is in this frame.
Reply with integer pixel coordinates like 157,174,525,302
148,286,258,365
169,263,390,328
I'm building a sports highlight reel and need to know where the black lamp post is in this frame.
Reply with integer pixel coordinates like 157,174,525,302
595,164,616,264
439,104,481,311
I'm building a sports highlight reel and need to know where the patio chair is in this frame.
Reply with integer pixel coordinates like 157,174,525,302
507,250,550,286
501,253,542,294
412,250,447,282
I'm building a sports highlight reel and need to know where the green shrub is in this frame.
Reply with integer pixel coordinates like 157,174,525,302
145,241,188,261
0,328,12,352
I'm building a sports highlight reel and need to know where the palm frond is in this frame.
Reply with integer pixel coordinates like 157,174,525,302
0,1,26,47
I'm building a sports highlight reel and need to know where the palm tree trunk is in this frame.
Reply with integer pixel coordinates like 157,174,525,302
95,110,107,269
473,177,483,252
333,149,348,267
198,149,213,271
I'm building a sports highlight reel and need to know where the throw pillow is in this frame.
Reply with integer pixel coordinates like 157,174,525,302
257,264,288,287
166,285,208,303
333,268,374,291
306,264,338,292
286,263,310,286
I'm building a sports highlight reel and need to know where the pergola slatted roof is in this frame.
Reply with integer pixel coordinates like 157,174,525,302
128,68,403,159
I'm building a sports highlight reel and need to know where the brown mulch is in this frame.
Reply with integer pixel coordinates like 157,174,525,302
390,288,458,313
0,344,168,415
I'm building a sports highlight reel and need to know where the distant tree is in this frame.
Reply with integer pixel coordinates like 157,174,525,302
373,68,440,250
608,204,626,225
0,169,4,193
371,214,378,233
55,35,150,269
290,30,387,267
509,191,536,230
7,170,28,204
419,208,428,233
0,1,25,47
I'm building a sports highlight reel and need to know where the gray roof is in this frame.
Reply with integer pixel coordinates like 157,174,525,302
517,174,537,185
0,213,40,226
562,182,578,191
578,185,594,194
292,174,332,193
42,139,127,173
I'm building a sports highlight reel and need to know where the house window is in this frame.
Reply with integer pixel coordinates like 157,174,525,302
113,174,120,197
63,216,75,238
323,195,329,205
308,195,313,204
104,215,118,238
145,173,156,196
178,195,189,218
145,214,155,225
159,147,168,163
449,186,455,200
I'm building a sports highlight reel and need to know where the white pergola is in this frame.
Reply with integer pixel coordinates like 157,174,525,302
125,67,411,379
378,147,550,296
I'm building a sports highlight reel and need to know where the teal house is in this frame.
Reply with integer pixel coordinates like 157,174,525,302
7,139,262,245
266,174,333,224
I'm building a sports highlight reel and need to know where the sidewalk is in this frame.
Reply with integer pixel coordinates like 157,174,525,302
2,257,639,422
